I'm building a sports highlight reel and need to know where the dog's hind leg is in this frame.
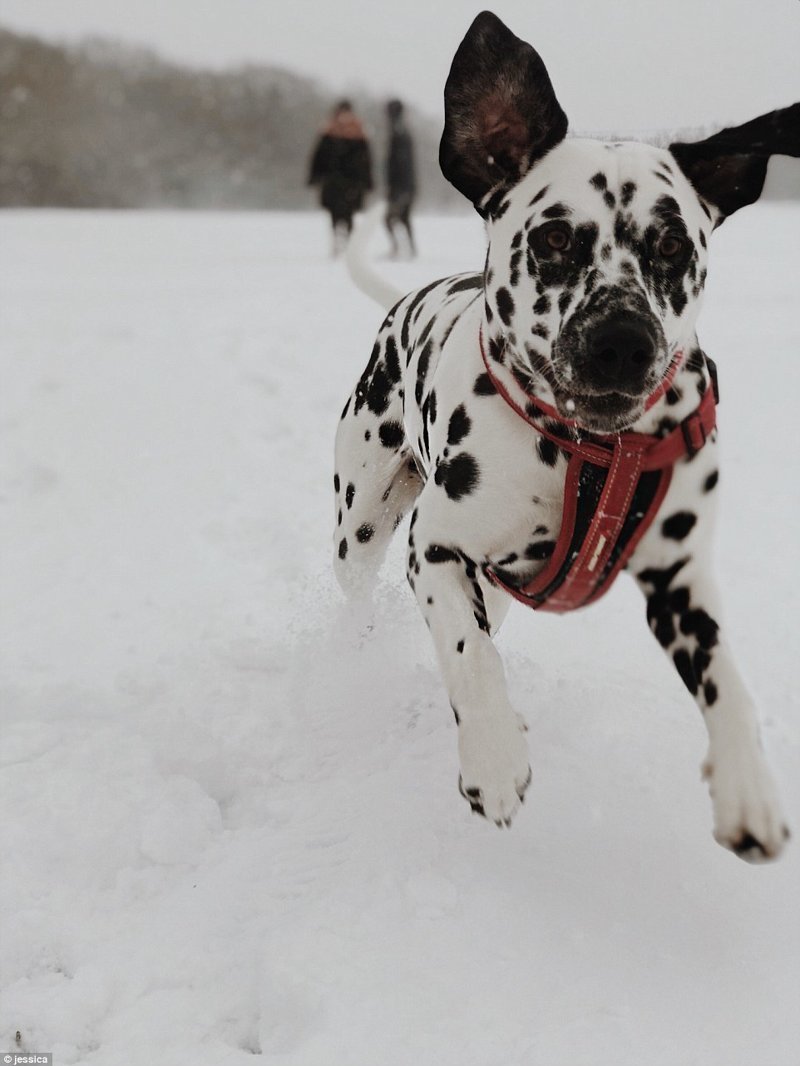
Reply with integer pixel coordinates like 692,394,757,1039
333,379,422,598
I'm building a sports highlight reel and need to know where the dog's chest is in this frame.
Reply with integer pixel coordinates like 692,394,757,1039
397,289,571,574
393,281,718,591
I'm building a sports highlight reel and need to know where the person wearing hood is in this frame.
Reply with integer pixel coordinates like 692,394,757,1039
308,100,373,254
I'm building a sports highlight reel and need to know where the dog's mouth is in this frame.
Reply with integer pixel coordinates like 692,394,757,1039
552,387,645,434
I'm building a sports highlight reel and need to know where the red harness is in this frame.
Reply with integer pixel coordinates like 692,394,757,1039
480,333,718,612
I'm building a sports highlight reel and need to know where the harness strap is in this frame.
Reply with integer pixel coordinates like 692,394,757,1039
479,334,718,612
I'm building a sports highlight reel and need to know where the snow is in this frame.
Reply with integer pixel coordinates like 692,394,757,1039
1,207,798,1065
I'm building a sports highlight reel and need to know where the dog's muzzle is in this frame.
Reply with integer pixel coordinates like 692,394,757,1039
552,306,667,431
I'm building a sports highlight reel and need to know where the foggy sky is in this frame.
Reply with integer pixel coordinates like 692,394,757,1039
0,0,798,130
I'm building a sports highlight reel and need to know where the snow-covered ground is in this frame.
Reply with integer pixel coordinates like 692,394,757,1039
1,207,798,1066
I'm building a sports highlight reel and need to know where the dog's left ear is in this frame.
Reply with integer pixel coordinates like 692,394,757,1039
670,103,800,219
439,11,568,213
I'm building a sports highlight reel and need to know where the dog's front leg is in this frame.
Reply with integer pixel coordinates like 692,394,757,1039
408,504,530,827
635,554,789,862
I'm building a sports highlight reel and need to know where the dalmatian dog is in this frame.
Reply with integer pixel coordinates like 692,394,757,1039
333,12,798,860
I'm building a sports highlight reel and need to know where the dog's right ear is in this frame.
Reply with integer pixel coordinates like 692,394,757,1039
439,11,568,214
670,104,800,220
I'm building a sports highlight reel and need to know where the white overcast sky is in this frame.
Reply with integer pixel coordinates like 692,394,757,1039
0,0,798,130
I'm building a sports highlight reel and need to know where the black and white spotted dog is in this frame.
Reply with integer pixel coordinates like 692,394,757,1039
333,12,799,860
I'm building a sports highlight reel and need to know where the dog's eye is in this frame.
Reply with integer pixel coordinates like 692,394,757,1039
532,222,573,256
657,233,684,258
544,225,572,252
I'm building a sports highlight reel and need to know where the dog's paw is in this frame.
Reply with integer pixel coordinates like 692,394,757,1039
703,748,790,863
458,713,531,827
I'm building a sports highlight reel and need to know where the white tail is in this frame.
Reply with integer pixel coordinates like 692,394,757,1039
345,202,405,312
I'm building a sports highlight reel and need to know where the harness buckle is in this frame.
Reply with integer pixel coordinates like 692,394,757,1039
681,413,708,457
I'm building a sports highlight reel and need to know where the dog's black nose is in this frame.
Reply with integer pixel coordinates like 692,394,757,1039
588,320,655,389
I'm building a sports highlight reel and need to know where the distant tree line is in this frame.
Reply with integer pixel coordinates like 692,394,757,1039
0,27,796,209
0,28,460,210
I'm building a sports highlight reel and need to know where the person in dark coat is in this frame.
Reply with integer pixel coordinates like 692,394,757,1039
308,100,373,254
384,99,417,258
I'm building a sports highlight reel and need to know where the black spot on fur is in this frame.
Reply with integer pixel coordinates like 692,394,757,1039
434,453,480,500
356,523,374,543
334,473,340,493
473,372,497,396
704,470,718,492
365,363,393,416
534,294,550,315
537,437,559,467
345,483,355,509
693,648,711,684
542,202,571,219
496,287,515,326
447,275,482,295
424,544,460,564
525,540,556,560
669,287,688,316
456,640,465,654
447,405,471,446
414,339,433,406
662,511,697,540
621,181,636,207
656,416,678,436
680,608,719,650
400,278,444,351
638,558,689,591
650,608,676,648
487,335,505,363
379,420,404,449
646,582,691,648
590,172,608,190
491,566,522,587
384,336,401,383
529,185,550,206
338,538,348,560
673,648,698,695
703,680,718,706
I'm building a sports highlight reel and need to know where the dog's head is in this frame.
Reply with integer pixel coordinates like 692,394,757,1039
440,12,799,433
